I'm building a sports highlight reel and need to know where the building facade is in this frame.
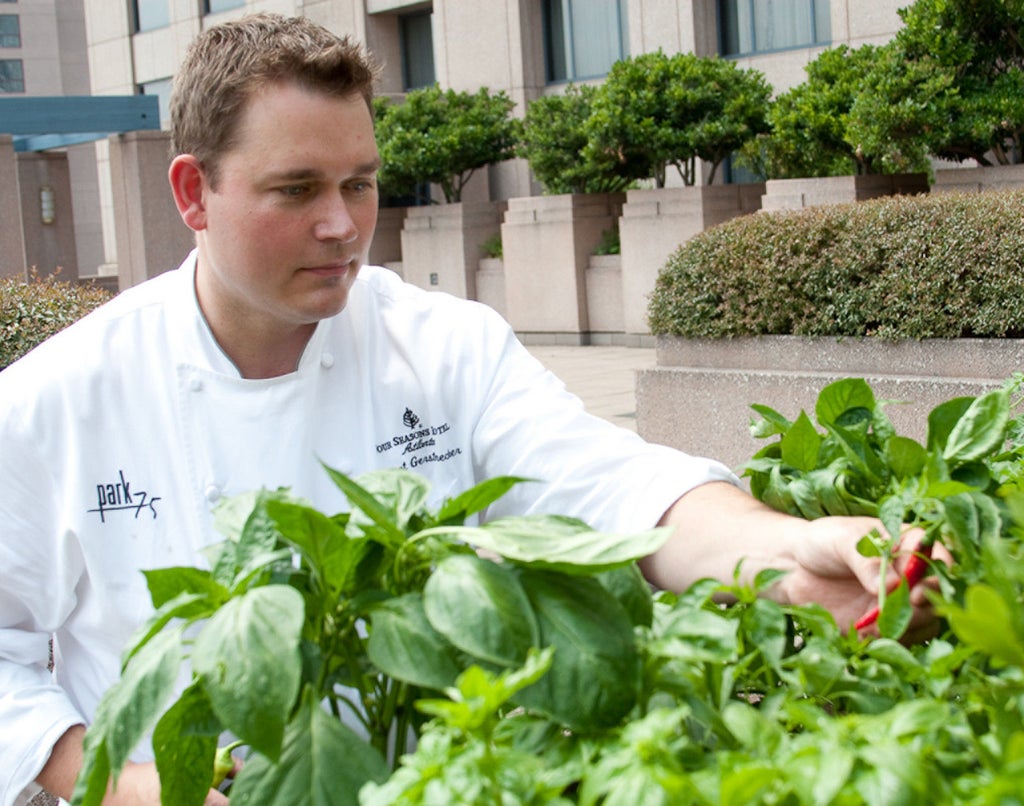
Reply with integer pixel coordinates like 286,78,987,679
6,0,909,276
0,0,106,276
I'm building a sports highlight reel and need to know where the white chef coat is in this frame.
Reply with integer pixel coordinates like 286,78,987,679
0,251,734,803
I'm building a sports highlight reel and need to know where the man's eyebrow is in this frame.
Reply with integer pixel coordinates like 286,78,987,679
264,160,381,182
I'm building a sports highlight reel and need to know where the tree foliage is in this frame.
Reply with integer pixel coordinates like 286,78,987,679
374,86,521,204
888,0,1024,165
585,51,771,186
518,84,631,195
750,0,1024,178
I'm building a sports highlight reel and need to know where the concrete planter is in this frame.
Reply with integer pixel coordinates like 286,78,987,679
476,256,506,318
368,205,408,272
400,200,507,299
501,192,624,344
760,173,929,212
636,335,1024,475
619,184,764,340
932,163,1024,194
586,253,624,339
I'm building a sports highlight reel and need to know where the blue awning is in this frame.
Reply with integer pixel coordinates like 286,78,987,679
0,96,161,152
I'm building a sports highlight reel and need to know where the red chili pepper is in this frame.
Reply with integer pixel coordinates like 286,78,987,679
855,542,934,630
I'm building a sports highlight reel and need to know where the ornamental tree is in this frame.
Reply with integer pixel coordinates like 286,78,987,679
374,86,521,204
883,0,1024,166
584,50,771,187
518,83,631,195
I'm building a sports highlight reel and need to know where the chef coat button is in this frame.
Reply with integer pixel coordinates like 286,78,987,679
204,484,222,503
189,376,203,392
320,352,335,369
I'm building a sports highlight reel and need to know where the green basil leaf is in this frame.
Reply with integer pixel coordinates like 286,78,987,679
943,388,1010,464
423,554,540,668
886,435,927,480
434,475,532,524
366,592,462,690
152,682,220,806
877,579,912,640
926,396,975,453
418,515,672,572
193,585,304,760
229,687,389,806
941,583,1024,667
814,378,875,429
780,410,822,472
515,570,639,730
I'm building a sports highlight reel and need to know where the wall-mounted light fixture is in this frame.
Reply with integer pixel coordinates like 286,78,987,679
40,186,55,225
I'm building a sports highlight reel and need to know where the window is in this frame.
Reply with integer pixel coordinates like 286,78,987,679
400,11,435,90
203,0,245,13
0,58,23,92
139,77,172,127
720,0,830,56
0,14,20,48
542,0,628,83
132,0,169,32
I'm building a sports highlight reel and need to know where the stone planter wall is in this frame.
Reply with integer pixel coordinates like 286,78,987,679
619,183,764,340
400,200,507,300
932,164,1024,194
636,335,1024,477
369,206,407,268
476,256,506,318
585,253,624,338
501,192,624,343
760,173,930,212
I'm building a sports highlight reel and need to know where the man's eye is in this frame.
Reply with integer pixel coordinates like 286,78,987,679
280,185,311,198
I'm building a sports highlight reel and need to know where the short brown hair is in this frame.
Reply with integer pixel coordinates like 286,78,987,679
170,13,378,187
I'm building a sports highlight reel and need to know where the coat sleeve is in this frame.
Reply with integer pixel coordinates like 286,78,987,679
0,403,88,806
467,314,738,534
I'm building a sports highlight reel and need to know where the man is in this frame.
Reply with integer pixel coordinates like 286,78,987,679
0,13,935,805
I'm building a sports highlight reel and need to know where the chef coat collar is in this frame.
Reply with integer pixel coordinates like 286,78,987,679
168,249,332,379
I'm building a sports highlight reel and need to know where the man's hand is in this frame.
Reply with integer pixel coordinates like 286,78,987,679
644,482,944,639
36,724,232,805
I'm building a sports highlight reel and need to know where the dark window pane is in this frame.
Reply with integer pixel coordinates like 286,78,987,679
0,58,24,93
400,11,435,90
543,0,627,84
204,0,245,14
0,15,20,48
719,0,829,56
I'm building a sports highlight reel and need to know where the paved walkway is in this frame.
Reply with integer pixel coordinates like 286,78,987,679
526,344,656,432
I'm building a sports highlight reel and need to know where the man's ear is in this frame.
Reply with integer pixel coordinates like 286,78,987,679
169,154,209,231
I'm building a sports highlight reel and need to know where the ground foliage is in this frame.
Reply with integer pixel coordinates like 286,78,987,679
648,190,1024,339
69,373,1024,805
0,272,110,370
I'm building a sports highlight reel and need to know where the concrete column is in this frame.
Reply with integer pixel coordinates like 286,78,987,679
17,151,79,280
107,130,194,290
0,135,27,280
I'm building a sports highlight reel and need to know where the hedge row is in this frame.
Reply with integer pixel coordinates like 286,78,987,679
0,274,111,369
648,189,1024,339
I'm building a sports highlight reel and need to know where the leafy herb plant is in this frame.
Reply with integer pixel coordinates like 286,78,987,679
70,378,1024,805
70,469,670,805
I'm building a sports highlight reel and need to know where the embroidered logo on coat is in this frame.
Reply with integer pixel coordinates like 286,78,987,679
375,409,461,469
86,469,161,522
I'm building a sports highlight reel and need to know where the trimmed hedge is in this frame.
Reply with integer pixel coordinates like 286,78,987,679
648,189,1024,339
1,274,111,369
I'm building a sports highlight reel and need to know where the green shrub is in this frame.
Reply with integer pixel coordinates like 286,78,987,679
648,189,1024,339
1,274,111,369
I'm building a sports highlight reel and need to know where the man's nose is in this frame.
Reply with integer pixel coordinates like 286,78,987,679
314,192,358,243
